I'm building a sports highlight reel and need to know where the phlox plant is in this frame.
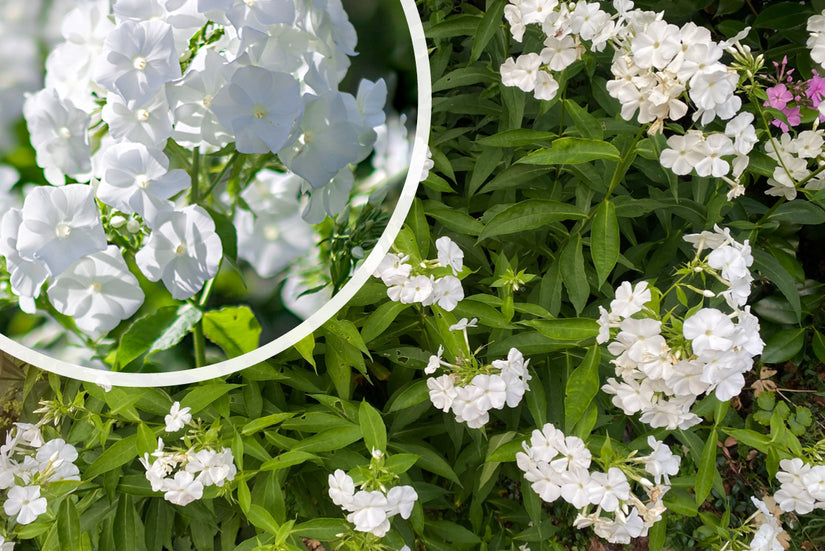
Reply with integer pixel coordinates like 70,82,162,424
0,0,416,374
4,0,825,550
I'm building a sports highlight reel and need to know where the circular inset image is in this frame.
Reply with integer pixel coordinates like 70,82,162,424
0,0,430,386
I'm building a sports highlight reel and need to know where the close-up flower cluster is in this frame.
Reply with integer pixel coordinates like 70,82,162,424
518,423,681,545
0,422,80,530
140,401,236,506
373,236,465,311
328,449,418,541
426,321,531,428
0,0,407,363
600,225,764,429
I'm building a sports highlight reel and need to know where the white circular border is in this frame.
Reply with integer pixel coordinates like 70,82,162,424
0,0,431,387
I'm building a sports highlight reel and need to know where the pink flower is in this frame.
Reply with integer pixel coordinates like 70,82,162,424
764,83,792,110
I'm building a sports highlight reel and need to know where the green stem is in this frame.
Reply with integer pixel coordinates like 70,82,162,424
193,323,206,368
190,146,201,204
606,124,646,199
201,150,242,199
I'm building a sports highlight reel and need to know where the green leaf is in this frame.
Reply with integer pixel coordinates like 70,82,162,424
144,499,174,551
359,400,387,454
114,495,136,551
722,428,771,453
564,346,601,433
385,453,420,475
470,0,506,61
246,505,280,534
294,333,316,369
753,2,811,29
648,513,666,551
361,301,410,344
293,425,362,453
521,318,599,341
770,200,825,225
241,413,296,436
468,147,503,196
590,199,619,286
481,164,547,193
260,450,320,471
324,318,371,357
390,442,462,485
292,518,350,540
563,99,603,140
136,423,156,457
432,66,495,93
696,429,717,505
204,206,238,262
115,305,202,369
237,479,251,514
180,383,242,414
424,202,484,236
812,330,825,364
85,435,138,480
761,328,806,364
387,380,430,412
58,498,82,551
409,198,430,258
560,235,589,314
517,138,621,165
427,520,482,544
202,306,261,357
476,129,557,148
478,200,585,241
753,249,802,324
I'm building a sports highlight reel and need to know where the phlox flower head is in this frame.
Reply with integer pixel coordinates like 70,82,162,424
47,245,145,339
211,65,304,154
94,19,181,104
96,142,189,227
0,208,49,313
278,91,364,189
165,401,192,432
435,236,463,275
23,88,92,186
135,205,222,300
16,184,107,277
3,485,47,525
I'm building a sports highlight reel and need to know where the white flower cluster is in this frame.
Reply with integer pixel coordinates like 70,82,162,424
373,236,465,312
140,401,236,506
659,112,758,199
3,0,385,337
427,320,531,428
746,497,785,551
763,130,825,200
601,226,764,430
808,10,825,71
140,438,236,507
328,468,418,537
772,458,825,515
517,425,680,545
500,0,621,101
0,422,80,526
606,14,745,129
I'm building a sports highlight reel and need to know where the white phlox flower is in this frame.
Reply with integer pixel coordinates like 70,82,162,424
96,142,189,227
23,88,92,185
0,209,49,313
47,245,145,339
435,236,463,275
16,184,107,277
94,19,181,104
135,205,223,300
164,401,192,432
3,485,47,525
210,65,304,154
518,424,677,545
